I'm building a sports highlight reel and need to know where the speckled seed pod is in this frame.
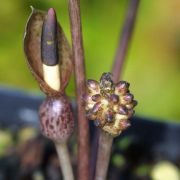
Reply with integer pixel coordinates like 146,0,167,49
85,72,137,137
39,95,74,143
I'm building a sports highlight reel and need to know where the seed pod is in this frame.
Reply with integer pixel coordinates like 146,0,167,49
105,111,114,122
118,105,128,115
126,100,137,109
123,93,134,103
115,81,129,95
84,95,94,111
87,80,100,93
91,94,102,102
100,72,115,96
39,95,74,143
127,109,135,118
109,94,119,104
92,102,102,114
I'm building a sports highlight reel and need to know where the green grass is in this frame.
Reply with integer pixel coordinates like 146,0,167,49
0,0,179,121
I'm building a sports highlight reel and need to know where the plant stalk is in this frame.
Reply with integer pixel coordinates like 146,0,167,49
90,129,100,180
94,1,140,180
55,142,74,180
94,131,113,180
112,0,140,82
68,0,90,180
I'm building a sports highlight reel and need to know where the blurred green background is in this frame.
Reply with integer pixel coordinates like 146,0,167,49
0,0,179,122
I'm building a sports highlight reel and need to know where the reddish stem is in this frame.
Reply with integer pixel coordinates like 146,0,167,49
112,0,140,82
93,0,140,179
68,0,90,180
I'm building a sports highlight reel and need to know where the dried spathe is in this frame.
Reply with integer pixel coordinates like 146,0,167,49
24,8,73,96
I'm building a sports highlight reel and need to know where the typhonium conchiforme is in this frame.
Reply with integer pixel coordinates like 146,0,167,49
24,7,74,142
24,7,74,180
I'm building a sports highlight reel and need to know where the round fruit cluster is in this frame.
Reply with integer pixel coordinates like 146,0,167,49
85,72,137,137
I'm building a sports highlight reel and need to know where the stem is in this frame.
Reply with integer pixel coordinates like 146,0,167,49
55,142,74,180
95,131,113,180
112,0,140,82
94,1,140,180
90,129,100,180
68,0,90,180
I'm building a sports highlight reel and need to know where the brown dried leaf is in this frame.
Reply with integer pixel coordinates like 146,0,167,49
24,7,73,96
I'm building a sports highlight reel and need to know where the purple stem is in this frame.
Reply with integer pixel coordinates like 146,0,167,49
68,0,90,180
112,0,140,82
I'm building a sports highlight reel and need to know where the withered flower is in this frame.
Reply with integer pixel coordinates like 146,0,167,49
85,72,137,137
24,7,73,97
24,7,74,143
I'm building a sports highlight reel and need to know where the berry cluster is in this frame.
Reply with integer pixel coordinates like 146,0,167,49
85,73,137,137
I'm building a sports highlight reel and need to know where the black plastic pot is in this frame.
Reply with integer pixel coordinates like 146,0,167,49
0,87,179,180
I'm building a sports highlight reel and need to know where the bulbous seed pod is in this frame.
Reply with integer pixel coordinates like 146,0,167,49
84,95,94,111
127,109,135,118
87,80,100,94
39,95,74,143
118,105,128,115
115,81,130,95
126,100,137,109
85,72,137,137
91,94,102,102
91,102,103,114
109,94,119,104
100,74,115,97
105,110,114,122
